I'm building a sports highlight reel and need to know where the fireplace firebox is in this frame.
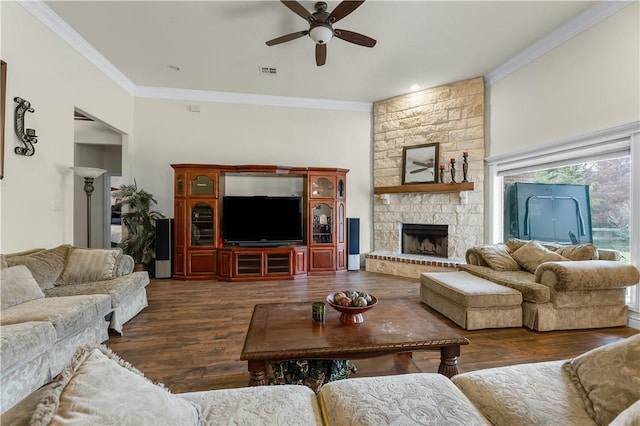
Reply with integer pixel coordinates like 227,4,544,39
401,224,448,258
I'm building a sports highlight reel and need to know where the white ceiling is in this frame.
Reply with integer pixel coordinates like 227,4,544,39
43,1,599,103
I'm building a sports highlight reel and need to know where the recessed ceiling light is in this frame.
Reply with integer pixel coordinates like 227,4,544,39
410,84,421,91
167,65,181,71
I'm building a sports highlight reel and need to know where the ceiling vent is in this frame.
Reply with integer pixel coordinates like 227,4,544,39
259,66,277,76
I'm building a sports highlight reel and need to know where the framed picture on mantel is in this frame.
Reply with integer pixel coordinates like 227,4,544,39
402,143,439,184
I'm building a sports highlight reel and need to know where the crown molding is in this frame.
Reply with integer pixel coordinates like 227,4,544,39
18,0,371,112
135,86,373,112
485,1,634,86
17,0,137,95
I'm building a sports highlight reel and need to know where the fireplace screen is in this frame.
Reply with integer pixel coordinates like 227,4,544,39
401,224,448,257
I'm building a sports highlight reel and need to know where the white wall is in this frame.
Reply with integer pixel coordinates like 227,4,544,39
487,2,640,156
1,2,133,252
132,98,373,253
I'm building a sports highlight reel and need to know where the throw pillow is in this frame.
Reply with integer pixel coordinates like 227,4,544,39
610,399,640,426
563,334,640,426
5,245,71,290
554,244,598,261
511,241,569,273
474,244,520,271
57,248,121,285
0,265,45,310
28,345,199,426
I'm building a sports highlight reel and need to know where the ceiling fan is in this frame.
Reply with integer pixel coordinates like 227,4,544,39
266,1,377,66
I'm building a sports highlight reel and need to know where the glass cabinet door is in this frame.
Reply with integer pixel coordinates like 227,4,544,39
175,173,185,197
311,177,334,198
312,203,333,244
337,176,346,199
191,202,214,246
190,174,215,196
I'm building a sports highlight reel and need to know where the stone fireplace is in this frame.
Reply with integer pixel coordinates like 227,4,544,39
365,77,486,278
402,224,448,257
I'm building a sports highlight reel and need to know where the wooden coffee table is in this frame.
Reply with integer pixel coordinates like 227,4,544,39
240,298,469,386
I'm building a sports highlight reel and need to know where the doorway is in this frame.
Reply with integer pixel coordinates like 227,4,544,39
73,110,124,248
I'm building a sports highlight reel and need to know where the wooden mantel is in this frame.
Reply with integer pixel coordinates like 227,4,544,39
374,182,474,194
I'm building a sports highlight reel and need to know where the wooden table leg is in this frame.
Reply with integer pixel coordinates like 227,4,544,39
247,360,269,386
438,345,460,378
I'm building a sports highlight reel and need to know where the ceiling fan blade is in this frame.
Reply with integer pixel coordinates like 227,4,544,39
281,1,313,21
266,30,309,46
410,168,428,174
334,29,376,47
329,1,365,23
316,43,327,66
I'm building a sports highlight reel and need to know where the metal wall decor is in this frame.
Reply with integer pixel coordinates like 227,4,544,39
14,97,37,156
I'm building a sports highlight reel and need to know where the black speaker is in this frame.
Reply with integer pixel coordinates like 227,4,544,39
347,218,360,271
155,218,173,278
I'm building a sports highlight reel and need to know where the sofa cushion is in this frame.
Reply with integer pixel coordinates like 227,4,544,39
45,272,150,308
5,245,71,290
563,334,640,426
319,373,489,425
24,345,200,426
512,241,569,273
554,244,598,261
180,385,323,426
1,265,45,310
0,321,57,371
421,271,522,308
57,248,121,285
0,294,111,339
472,245,520,272
452,360,596,426
458,264,551,303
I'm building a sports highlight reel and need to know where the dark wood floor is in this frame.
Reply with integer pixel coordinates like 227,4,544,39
106,271,638,393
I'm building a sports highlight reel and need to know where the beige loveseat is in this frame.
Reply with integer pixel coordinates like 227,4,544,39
458,239,640,331
4,334,639,425
0,245,150,413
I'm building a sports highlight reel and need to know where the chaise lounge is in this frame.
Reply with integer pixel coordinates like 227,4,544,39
421,239,640,331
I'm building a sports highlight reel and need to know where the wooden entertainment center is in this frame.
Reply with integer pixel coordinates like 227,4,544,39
171,164,348,281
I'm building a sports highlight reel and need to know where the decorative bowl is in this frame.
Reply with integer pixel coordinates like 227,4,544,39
326,292,378,325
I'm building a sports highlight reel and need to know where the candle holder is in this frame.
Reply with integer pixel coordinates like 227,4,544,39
439,165,445,183
14,97,38,156
450,158,456,183
462,152,469,182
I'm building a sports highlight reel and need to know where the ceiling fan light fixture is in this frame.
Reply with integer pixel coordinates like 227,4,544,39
309,25,333,45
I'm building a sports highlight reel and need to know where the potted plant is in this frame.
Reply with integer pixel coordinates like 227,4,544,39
113,182,164,270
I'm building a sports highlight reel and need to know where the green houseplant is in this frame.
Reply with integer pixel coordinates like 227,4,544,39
113,182,164,268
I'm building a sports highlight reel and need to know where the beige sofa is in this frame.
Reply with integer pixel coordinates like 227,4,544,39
0,245,150,413
0,265,111,413
456,239,639,331
4,334,639,425
2,245,150,333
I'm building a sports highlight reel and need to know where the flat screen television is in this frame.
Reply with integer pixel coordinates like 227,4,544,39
222,196,303,246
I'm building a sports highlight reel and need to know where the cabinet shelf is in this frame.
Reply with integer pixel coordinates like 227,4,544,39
374,181,474,195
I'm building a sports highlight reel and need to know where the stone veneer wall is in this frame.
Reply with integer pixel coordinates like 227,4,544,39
371,77,485,260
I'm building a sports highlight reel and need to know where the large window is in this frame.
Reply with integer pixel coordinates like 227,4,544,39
486,123,639,318
503,157,631,260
